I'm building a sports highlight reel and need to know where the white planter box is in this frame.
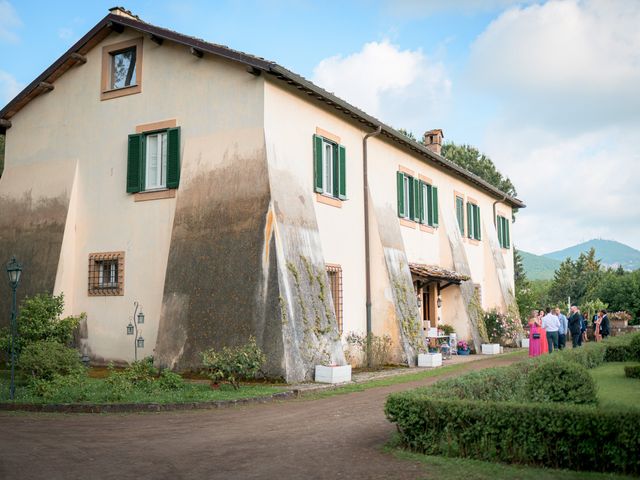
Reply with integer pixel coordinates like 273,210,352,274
481,344,501,355
315,365,352,384
521,338,530,348
418,353,442,367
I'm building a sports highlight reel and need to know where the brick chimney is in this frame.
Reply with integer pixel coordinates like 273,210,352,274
423,129,444,155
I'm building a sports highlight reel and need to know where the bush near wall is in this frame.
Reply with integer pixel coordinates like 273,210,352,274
625,365,640,379
385,332,640,475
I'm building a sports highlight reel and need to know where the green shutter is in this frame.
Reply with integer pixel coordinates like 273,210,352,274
417,181,425,224
313,135,323,193
338,145,346,200
412,177,420,222
126,133,144,193
332,143,339,198
467,203,472,238
431,185,439,226
475,205,481,240
505,217,510,248
456,197,464,235
426,184,433,225
497,216,503,247
166,127,181,189
397,172,405,217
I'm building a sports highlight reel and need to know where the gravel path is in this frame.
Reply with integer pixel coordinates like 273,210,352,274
0,354,521,480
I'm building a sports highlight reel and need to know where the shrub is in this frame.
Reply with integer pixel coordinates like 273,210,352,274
18,340,83,380
385,393,640,475
344,332,393,368
526,358,597,404
439,324,455,335
482,308,522,346
556,341,606,369
201,337,266,389
0,293,84,354
157,370,184,390
30,373,91,402
629,335,640,361
624,365,640,379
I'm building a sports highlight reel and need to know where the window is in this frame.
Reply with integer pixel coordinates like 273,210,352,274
396,171,438,226
127,127,180,193
455,196,465,235
467,202,481,240
101,38,143,101
326,264,343,333
88,252,124,296
497,215,510,249
313,134,346,200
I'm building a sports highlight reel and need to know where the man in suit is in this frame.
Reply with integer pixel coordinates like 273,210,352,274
600,309,610,339
555,307,568,349
568,305,583,348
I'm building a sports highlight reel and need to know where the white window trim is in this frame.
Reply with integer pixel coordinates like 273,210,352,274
145,131,168,191
402,175,410,219
322,140,334,196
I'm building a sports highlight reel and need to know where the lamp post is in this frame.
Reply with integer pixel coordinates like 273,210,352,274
126,301,145,362
6,256,23,401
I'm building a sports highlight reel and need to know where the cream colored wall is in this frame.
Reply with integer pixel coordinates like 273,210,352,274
5,28,265,362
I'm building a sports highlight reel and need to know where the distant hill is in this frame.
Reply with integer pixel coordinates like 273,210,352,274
545,239,640,271
519,250,562,280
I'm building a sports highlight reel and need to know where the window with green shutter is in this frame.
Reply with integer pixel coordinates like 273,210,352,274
497,215,510,249
313,134,346,200
397,173,439,228
467,202,481,240
455,196,464,235
126,127,181,193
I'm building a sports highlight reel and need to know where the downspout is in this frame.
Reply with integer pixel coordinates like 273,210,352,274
492,194,508,226
363,125,382,366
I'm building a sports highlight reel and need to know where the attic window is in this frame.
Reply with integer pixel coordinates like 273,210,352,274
101,38,143,101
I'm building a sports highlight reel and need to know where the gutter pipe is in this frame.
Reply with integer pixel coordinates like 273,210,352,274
492,194,508,227
363,126,382,366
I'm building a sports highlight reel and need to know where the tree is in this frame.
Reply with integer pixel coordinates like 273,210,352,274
440,143,517,198
596,269,640,322
548,248,603,307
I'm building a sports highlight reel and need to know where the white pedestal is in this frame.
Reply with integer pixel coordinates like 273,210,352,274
521,338,530,348
481,344,501,355
315,365,352,384
418,353,442,367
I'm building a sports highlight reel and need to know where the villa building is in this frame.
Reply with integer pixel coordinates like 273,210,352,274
0,8,525,382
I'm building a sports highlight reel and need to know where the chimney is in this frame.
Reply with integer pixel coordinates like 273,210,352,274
108,6,140,20
423,129,444,155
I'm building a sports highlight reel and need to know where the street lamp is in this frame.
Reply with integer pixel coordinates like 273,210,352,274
6,256,23,400
126,301,145,362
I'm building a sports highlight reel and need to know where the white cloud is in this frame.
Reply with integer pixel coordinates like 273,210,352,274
58,27,73,40
468,0,640,133
0,70,22,105
0,0,21,43
312,40,451,135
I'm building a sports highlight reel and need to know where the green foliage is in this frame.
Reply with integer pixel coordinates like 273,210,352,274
200,337,266,389
29,372,91,402
549,248,603,306
482,309,522,346
596,269,640,323
157,369,184,390
397,128,417,141
580,299,608,321
439,324,455,335
345,332,393,368
526,358,597,404
441,142,517,198
630,335,640,361
624,365,640,379
385,393,640,475
18,340,83,380
0,293,83,353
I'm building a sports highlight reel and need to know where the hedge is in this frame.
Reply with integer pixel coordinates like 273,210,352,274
385,332,640,474
385,394,640,475
625,365,640,379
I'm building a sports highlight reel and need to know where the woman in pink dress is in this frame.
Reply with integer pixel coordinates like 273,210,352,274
529,310,547,357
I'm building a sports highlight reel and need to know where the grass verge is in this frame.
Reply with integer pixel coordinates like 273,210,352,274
590,362,640,410
301,350,527,400
385,439,636,480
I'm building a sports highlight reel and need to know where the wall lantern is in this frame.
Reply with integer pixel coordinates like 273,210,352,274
136,336,145,348
137,310,145,324
437,295,442,309
126,322,134,335
6,256,22,288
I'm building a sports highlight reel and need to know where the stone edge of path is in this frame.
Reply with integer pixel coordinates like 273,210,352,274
0,352,522,413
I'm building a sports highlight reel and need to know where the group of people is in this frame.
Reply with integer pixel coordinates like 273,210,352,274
528,306,610,357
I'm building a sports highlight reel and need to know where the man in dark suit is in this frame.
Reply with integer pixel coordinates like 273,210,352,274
568,305,583,348
600,309,610,339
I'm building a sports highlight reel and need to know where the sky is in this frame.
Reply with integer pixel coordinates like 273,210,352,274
1,0,639,254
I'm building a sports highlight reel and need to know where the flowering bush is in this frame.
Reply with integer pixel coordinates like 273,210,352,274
609,311,632,324
483,309,522,347
457,340,469,351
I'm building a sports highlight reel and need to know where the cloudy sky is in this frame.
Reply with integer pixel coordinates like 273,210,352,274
1,0,638,254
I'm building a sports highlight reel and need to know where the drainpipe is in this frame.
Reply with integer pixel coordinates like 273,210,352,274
492,194,508,227
363,126,382,367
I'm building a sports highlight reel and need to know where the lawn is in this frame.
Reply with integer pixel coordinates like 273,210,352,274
386,443,637,480
590,362,640,410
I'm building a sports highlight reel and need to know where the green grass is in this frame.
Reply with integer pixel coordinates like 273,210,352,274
591,362,640,410
301,350,528,400
0,375,284,404
385,441,635,480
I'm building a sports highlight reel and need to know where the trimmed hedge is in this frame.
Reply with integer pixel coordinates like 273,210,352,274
385,332,640,474
625,365,640,379
385,394,640,475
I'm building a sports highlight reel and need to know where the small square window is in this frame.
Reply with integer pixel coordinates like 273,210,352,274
88,252,124,296
110,47,137,90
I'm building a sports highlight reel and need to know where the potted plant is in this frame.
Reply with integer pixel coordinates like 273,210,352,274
457,340,470,355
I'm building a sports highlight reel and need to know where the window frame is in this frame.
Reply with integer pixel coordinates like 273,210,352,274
497,214,511,249
88,252,125,296
397,171,438,227
101,37,143,101
455,195,465,236
313,133,347,201
467,202,482,241
326,264,343,334
144,130,168,191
